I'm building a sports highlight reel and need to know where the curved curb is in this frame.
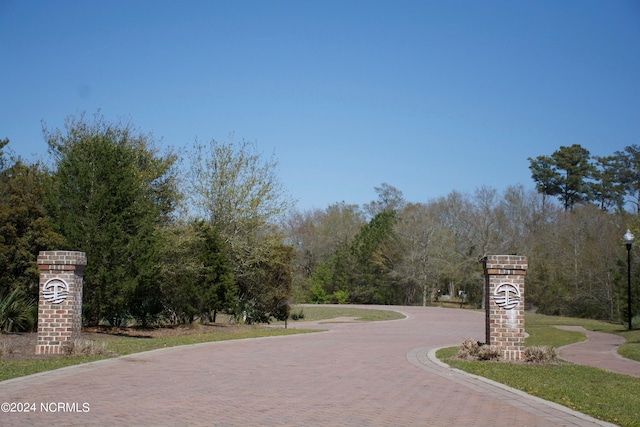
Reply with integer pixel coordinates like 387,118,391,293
405,346,617,427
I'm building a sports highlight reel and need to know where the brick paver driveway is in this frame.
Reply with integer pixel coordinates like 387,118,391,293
0,306,613,426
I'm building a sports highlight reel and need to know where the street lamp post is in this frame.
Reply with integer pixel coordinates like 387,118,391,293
623,230,635,331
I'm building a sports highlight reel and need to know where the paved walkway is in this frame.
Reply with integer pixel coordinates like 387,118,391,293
0,306,623,426
557,326,640,378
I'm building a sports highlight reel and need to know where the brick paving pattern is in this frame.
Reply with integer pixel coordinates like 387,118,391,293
557,325,640,378
0,306,618,426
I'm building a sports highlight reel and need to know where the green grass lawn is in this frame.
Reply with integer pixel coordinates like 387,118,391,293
0,355,109,382
102,326,317,356
286,305,406,323
437,312,640,427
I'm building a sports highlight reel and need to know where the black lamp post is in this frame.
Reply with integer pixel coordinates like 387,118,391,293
623,229,635,331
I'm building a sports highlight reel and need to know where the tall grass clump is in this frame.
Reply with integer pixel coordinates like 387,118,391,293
455,339,501,361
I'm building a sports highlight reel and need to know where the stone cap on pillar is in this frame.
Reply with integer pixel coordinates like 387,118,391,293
483,254,527,275
38,251,87,270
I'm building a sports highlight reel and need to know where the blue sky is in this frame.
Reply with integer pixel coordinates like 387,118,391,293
2,1,639,211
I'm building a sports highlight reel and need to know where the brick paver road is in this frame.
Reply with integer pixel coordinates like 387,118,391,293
0,306,614,426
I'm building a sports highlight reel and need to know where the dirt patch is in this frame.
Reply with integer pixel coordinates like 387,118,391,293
0,322,240,359
1,332,38,358
0,332,111,359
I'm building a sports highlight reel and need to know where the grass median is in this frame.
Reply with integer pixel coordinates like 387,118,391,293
285,305,407,323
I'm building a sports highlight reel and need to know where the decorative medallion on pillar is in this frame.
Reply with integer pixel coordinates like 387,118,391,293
35,251,87,355
483,255,527,361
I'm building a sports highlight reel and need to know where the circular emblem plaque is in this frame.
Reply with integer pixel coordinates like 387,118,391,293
43,278,70,304
493,283,520,310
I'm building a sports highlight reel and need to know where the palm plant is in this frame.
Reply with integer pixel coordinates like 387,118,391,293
0,288,36,333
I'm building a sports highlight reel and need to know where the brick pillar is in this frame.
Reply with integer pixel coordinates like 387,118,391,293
35,251,87,355
483,255,527,362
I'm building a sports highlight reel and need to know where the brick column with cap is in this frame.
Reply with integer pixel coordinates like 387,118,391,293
35,251,87,355
483,254,527,361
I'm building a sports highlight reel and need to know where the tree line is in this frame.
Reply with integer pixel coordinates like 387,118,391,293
1,113,292,330
1,113,638,331
288,146,639,326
